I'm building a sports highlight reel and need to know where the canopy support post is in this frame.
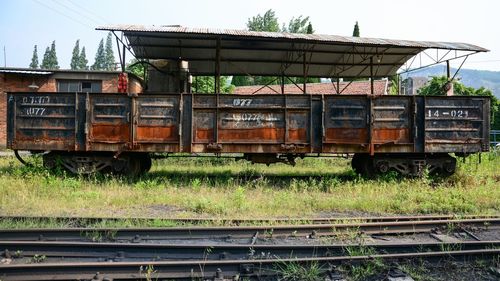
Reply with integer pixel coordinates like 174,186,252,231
303,51,307,94
397,74,401,95
215,38,221,93
370,57,374,95
281,75,285,94
446,60,451,80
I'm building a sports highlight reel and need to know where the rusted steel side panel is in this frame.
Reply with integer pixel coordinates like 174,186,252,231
7,93,76,151
192,95,216,144
424,97,488,153
219,111,285,143
193,111,215,143
217,95,286,144
191,94,311,152
372,97,413,153
88,94,130,151
323,96,369,153
135,95,180,144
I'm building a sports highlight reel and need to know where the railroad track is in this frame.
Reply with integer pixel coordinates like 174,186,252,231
0,218,497,242
1,249,499,280
0,214,497,226
1,240,499,262
0,217,499,280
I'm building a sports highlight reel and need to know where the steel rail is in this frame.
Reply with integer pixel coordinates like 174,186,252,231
0,218,497,241
1,240,498,261
0,214,496,226
1,249,499,280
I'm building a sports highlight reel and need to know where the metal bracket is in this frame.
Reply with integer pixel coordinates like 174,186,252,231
207,143,222,151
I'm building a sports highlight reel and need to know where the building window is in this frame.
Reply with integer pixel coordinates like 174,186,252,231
57,80,102,93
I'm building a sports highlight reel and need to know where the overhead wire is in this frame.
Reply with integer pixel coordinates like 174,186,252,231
32,0,93,29
65,0,112,24
51,0,102,26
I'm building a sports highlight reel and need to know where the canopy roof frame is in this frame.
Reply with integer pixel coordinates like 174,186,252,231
101,25,487,95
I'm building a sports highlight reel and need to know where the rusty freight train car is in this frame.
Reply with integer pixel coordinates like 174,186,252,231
6,26,491,177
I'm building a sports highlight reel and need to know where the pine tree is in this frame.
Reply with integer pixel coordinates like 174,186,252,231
352,21,360,37
29,45,39,69
41,47,51,69
78,47,88,70
48,41,59,69
91,39,105,70
306,23,314,34
104,32,115,70
70,40,80,70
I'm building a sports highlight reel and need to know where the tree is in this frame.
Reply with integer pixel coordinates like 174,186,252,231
192,76,234,94
40,41,59,69
78,47,88,70
247,9,280,32
419,75,499,129
306,23,314,34
231,76,254,86
29,45,38,69
352,21,360,37
91,39,106,70
104,32,115,70
41,47,50,69
70,40,80,70
126,58,145,79
48,41,59,69
283,15,310,33
387,75,399,95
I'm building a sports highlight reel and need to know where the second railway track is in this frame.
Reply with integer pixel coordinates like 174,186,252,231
1,240,499,262
0,214,497,226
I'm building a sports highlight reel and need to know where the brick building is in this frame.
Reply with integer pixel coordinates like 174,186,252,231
0,67,143,149
232,80,388,95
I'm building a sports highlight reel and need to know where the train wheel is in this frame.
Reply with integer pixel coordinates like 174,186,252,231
139,154,152,175
111,153,141,177
352,154,376,178
351,154,365,174
433,154,457,177
360,155,376,178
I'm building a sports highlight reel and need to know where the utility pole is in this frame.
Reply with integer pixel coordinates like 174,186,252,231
3,46,6,67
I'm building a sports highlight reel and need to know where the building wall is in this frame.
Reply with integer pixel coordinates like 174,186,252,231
0,72,143,149
403,77,428,95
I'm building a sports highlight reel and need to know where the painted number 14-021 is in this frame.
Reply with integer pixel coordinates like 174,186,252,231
428,109,469,118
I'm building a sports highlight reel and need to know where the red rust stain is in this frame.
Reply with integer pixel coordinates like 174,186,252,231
219,128,285,142
195,128,214,142
90,124,130,142
15,132,71,142
288,128,307,142
136,126,178,141
372,128,410,143
325,128,368,143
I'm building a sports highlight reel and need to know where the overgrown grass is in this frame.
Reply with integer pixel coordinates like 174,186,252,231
0,152,498,221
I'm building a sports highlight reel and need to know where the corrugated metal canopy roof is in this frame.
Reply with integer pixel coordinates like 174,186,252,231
98,25,488,78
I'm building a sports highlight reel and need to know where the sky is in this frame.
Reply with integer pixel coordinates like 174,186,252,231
1,0,499,73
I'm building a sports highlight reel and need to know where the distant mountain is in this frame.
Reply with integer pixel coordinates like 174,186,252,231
406,66,500,98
